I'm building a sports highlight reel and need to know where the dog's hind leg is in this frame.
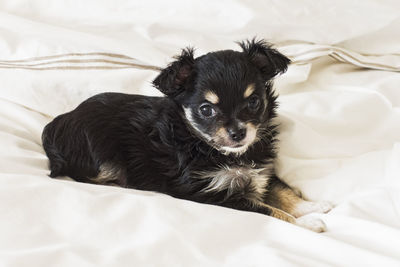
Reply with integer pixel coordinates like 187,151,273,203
87,162,126,186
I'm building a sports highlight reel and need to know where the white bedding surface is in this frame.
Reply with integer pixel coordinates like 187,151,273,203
1,1,400,266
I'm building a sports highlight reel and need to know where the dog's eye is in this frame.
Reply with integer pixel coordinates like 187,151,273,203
248,95,260,110
199,104,216,118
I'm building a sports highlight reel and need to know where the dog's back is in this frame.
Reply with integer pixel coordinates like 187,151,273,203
41,93,165,184
42,112,100,182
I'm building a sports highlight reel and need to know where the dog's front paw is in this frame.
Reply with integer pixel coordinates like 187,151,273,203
295,216,327,233
292,201,334,218
306,201,334,214
315,201,334,213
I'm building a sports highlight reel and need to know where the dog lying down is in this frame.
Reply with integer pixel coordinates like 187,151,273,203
42,39,333,232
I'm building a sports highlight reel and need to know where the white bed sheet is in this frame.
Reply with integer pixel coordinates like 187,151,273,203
0,1,400,266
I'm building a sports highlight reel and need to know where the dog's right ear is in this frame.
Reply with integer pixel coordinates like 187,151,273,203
239,39,290,81
152,48,195,97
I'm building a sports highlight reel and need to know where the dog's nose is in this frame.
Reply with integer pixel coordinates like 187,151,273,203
227,127,246,142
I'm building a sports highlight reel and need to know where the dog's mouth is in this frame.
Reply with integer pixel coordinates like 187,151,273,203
211,124,258,155
218,144,250,155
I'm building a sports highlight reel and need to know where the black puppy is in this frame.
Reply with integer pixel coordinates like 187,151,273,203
42,39,332,232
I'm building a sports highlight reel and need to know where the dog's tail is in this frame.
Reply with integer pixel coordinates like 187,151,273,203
41,117,67,178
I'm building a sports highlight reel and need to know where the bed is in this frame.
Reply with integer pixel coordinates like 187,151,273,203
1,0,399,266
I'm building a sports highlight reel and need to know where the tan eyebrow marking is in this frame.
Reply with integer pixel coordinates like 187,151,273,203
204,91,219,104
244,83,255,98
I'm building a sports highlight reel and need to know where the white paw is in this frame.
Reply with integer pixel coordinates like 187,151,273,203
315,201,334,213
295,216,327,233
292,201,334,218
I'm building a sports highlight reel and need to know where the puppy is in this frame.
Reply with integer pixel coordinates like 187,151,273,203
42,39,332,232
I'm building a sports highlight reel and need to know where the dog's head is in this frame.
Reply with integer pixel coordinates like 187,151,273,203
153,39,290,156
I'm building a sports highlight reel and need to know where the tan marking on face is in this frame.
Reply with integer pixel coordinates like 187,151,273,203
215,127,229,140
204,91,219,104
244,122,256,144
244,83,255,98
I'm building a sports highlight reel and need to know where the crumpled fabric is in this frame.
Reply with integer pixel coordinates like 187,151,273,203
0,1,400,266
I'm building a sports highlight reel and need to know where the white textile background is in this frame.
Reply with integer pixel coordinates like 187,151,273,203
0,1,399,266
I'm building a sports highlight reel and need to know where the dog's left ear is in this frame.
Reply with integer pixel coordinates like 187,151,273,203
152,48,195,97
239,39,290,81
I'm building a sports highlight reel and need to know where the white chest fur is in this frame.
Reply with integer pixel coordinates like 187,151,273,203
195,163,273,201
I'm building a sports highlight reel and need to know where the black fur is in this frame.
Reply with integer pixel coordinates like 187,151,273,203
238,38,290,80
42,39,292,216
